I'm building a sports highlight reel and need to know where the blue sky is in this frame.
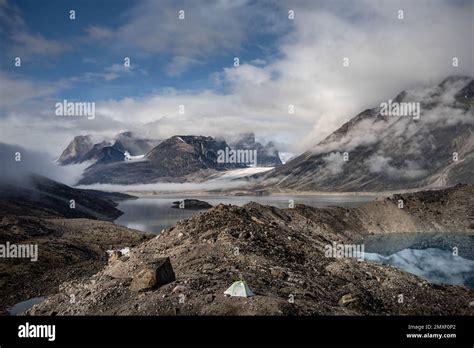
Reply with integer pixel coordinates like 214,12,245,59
0,0,288,101
0,0,472,155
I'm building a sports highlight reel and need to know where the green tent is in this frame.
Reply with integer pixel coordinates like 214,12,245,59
224,280,255,297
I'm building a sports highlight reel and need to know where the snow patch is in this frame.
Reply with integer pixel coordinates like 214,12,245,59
279,152,296,164
214,167,273,180
124,151,146,162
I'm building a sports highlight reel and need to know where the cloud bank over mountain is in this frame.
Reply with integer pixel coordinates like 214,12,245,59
0,0,472,156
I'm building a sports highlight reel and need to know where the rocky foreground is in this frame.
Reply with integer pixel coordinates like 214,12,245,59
28,184,474,316
0,176,151,315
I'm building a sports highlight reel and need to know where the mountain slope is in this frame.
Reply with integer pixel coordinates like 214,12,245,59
77,135,244,185
58,132,159,166
0,175,128,220
230,133,282,167
57,135,94,165
258,76,474,191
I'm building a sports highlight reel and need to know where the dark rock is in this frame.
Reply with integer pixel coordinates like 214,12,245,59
171,199,212,210
86,145,125,168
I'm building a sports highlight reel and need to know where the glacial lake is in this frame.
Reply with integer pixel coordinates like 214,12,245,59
361,233,474,289
115,195,374,234
115,197,474,290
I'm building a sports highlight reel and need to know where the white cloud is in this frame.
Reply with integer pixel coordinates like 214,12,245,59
323,152,346,175
0,0,69,59
85,25,113,40
1,0,473,158
116,0,249,57
166,56,200,77
69,64,147,82
0,73,61,107
223,65,273,87
365,154,427,179
11,32,69,57
0,142,89,186
103,64,135,81
90,0,472,153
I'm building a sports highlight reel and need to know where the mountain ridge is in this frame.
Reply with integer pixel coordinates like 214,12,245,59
256,76,474,192
76,135,244,185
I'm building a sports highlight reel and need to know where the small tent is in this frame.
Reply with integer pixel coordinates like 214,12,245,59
224,280,255,297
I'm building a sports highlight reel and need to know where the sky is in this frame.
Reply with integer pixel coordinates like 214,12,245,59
0,0,473,157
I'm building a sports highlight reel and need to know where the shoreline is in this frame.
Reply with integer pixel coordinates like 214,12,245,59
112,185,451,198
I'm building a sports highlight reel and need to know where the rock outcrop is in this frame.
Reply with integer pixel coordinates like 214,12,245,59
171,199,212,210
57,132,159,166
77,135,244,185
57,135,94,165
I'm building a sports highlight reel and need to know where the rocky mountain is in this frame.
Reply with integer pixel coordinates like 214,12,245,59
81,141,113,162
146,135,240,168
77,135,244,185
87,145,126,168
57,135,94,165
59,131,285,185
58,132,159,166
231,133,282,167
27,184,474,316
257,76,474,192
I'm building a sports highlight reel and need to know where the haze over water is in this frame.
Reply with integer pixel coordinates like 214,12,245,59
115,195,374,233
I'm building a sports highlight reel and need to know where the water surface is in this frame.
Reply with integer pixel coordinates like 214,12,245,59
115,195,373,233
115,198,474,289
362,233,474,289
8,297,45,316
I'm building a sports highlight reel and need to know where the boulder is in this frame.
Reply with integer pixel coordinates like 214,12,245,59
171,199,212,210
130,257,176,292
